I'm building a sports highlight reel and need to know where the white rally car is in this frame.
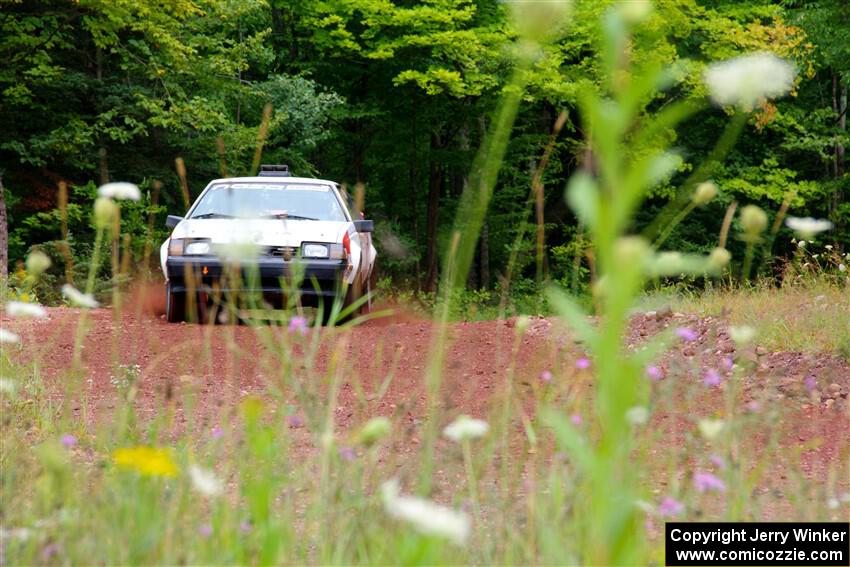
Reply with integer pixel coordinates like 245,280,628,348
160,165,377,323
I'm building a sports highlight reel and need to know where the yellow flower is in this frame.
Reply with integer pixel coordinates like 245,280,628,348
113,446,178,477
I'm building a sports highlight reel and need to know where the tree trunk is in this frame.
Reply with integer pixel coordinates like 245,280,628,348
833,72,847,218
424,131,442,292
0,173,8,279
480,219,490,288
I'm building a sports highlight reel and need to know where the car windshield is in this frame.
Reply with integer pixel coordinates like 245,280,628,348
189,183,347,222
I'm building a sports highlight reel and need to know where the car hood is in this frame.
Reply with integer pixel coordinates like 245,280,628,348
171,218,348,247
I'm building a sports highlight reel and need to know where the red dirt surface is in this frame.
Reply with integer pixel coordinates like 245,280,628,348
3,305,849,509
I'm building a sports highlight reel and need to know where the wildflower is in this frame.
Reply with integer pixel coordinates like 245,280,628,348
657,496,684,518
61,284,100,308
211,426,223,439
675,327,698,342
746,400,761,412
443,415,489,442
703,369,722,387
60,435,77,448
6,301,47,319
804,375,816,392
722,357,734,371
626,406,649,425
508,0,571,45
356,416,391,446
709,454,726,470
287,415,304,428
570,413,582,426
707,247,732,271
646,365,663,381
575,357,590,370
540,369,553,383
692,181,718,206
240,520,252,533
839,264,847,272
112,446,178,477
693,471,726,492
0,378,15,394
797,240,806,248
93,197,119,228
198,524,213,538
288,315,308,335
697,418,725,441
619,0,653,23
825,245,833,250
0,329,20,344
703,52,795,111
98,182,141,201
189,464,223,496
338,446,356,461
41,543,61,561
740,205,768,240
729,325,756,345
25,250,51,276
381,479,470,545
785,216,833,239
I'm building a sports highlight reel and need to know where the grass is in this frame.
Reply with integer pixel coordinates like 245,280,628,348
2,3,849,565
670,279,850,358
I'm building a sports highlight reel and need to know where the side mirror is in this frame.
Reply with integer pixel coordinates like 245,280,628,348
353,220,374,233
165,215,183,229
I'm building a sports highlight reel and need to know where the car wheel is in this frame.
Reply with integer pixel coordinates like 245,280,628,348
165,281,186,323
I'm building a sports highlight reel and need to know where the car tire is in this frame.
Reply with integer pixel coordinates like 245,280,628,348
165,281,186,323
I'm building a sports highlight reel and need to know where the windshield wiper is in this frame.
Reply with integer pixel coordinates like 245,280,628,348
264,213,319,221
191,213,237,219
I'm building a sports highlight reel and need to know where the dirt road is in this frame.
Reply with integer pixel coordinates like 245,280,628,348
3,304,848,492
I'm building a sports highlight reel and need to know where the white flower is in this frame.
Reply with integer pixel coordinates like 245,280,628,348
0,378,16,394
698,418,725,441
0,329,20,344
825,245,833,250
797,240,806,248
381,479,470,545
25,250,51,276
626,406,649,425
840,264,847,272
189,465,224,497
6,301,48,319
443,415,489,442
97,182,140,201
785,216,834,239
704,52,795,111
729,325,756,345
61,285,100,308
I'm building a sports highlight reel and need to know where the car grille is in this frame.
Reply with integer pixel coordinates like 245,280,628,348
264,246,299,259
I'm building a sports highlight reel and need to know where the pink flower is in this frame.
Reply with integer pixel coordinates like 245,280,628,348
288,315,308,335
693,471,726,492
287,415,304,428
657,496,684,517
211,426,223,439
804,375,816,392
709,454,726,470
570,414,582,426
540,370,553,383
240,521,252,533
703,369,722,387
338,446,356,461
575,357,591,370
60,434,77,448
746,400,761,413
722,357,734,371
198,524,213,537
646,365,664,381
676,327,698,341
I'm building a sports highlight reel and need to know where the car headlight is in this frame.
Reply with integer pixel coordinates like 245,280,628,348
168,238,212,256
302,243,330,258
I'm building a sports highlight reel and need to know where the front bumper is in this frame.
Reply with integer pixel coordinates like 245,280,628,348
165,256,346,297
